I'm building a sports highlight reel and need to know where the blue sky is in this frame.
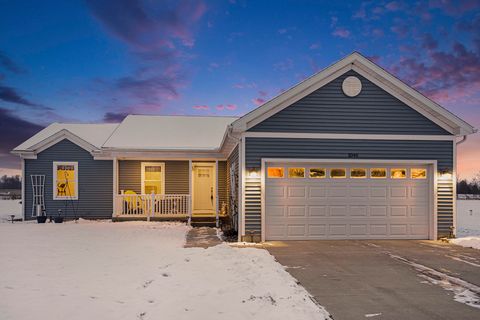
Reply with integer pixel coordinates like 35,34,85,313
0,0,479,178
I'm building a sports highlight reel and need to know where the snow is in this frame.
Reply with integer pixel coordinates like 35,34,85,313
102,115,238,150
13,123,119,151
0,221,329,320
456,200,480,237
0,200,22,222
451,200,480,250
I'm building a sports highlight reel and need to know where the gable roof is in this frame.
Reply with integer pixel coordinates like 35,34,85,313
12,123,119,154
231,52,476,136
102,115,238,151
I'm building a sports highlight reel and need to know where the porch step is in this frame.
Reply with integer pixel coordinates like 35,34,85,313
191,217,218,227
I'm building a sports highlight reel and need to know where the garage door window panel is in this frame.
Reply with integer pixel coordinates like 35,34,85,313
309,168,326,178
330,168,346,178
411,168,427,179
350,168,366,178
267,167,284,178
371,168,387,178
391,168,407,179
288,168,305,178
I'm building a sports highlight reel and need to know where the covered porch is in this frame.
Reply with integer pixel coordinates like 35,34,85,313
112,159,229,226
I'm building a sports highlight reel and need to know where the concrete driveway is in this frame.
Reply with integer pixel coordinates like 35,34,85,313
265,240,480,320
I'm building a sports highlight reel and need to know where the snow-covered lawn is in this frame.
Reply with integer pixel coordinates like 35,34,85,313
0,221,329,320
0,199,21,222
451,200,480,250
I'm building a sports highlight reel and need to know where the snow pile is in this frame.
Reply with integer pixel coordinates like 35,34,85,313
0,221,329,320
451,237,480,250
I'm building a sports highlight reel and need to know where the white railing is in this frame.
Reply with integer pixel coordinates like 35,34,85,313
114,193,191,222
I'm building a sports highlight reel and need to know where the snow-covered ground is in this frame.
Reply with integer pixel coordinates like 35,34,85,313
0,220,329,320
0,199,21,222
452,200,480,250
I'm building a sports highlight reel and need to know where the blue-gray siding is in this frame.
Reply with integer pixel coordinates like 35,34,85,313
227,145,239,229
249,70,450,135
24,139,113,220
244,137,454,238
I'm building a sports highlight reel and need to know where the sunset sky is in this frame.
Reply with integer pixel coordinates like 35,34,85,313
0,0,479,178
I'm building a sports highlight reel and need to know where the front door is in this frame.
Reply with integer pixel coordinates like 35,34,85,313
192,163,216,215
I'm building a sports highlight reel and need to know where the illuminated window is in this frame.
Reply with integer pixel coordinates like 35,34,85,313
350,168,366,178
330,168,346,178
310,168,326,178
53,162,78,200
391,168,406,179
288,168,305,178
411,168,427,179
141,162,165,194
370,168,386,178
267,167,284,178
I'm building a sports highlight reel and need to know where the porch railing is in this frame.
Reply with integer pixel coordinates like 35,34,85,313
114,193,191,222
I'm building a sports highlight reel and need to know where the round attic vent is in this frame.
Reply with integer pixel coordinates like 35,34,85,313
342,76,362,97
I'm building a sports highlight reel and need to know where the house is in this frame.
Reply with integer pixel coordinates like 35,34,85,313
12,52,476,242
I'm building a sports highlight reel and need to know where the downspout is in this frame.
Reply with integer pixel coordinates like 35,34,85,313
455,135,467,145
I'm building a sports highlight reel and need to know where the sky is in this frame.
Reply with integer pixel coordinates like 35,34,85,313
0,0,479,179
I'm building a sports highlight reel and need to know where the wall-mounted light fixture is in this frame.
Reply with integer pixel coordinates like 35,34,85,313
439,168,452,180
247,168,259,178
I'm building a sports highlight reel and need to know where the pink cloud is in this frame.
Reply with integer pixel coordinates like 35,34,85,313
216,104,224,110
252,98,265,106
193,105,209,110
226,104,237,110
332,27,350,38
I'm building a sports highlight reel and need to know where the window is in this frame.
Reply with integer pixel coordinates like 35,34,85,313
370,168,386,178
288,168,305,178
350,168,366,178
411,168,427,179
53,162,78,200
141,162,165,194
391,168,406,179
267,167,284,178
310,168,326,178
330,168,346,178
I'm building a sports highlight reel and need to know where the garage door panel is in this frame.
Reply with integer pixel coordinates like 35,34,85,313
265,162,431,240
288,206,306,217
309,206,327,216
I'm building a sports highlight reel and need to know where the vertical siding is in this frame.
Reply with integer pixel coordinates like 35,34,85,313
119,160,189,194
244,137,454,238
218,161,227,211
24,139,113,220
227,145,239,228
249,70,450,135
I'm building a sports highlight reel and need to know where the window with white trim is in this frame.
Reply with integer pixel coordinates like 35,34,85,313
141,162,165,194
53,162,78,200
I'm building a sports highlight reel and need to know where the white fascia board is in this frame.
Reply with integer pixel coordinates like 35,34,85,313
243,132,455,141
94,150,227,160
17,129,99,155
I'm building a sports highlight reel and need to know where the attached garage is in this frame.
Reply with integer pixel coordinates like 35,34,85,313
263,161,435,240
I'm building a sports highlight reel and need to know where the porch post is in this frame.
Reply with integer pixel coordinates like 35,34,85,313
215,160,219,228
188,160,192,226
112,157,118,218
149,191,154,222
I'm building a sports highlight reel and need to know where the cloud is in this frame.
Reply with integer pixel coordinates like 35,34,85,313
428,0,479,16
0,108,43,169
0,51,25,74
233,82,257,89
252,98,265,106
274,58,294,71
309,43,320,50
389,41,480,103
103,112,128,123
226,104,237,110
332,27,350,38
0,85,49,109
421,33,438,50
192,105,209,110
86,0,206,112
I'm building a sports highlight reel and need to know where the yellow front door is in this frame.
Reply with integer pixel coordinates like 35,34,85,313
192,163,216,214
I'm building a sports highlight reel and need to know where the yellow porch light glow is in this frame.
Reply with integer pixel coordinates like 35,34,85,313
247,168,259,178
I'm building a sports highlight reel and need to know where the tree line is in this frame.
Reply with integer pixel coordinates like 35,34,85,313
0,175,21,189
457,174,480,194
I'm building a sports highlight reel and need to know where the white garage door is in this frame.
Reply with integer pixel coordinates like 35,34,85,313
265,162,432,240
